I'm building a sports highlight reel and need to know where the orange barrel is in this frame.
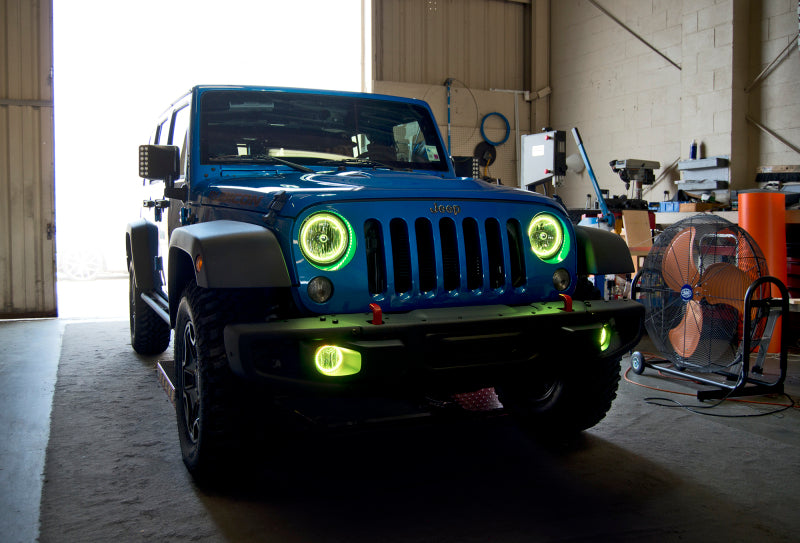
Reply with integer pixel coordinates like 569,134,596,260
738,192,786,352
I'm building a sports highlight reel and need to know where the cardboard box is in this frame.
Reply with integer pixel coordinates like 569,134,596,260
679,202,723,212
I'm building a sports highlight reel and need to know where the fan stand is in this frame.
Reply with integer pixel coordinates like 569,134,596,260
631,275,790,401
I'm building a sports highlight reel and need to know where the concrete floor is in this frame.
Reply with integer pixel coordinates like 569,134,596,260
0,318,64,543
2,278,799,541
0,278,128,543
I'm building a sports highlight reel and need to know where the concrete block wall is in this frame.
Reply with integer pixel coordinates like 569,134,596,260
551,0,800,209
551,0,684,207
681,0,736,161
747,0,800,168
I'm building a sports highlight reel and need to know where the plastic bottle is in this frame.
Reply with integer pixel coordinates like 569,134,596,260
690,140,698,160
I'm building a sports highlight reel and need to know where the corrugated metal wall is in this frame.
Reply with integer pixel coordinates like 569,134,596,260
0,0,56,317
374,0,528,90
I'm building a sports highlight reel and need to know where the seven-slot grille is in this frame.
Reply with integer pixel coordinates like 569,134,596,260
364,215,527,297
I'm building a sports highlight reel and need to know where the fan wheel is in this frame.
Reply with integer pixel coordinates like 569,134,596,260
638,215,770,370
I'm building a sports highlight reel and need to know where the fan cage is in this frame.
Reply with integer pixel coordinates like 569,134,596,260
637,214,770,372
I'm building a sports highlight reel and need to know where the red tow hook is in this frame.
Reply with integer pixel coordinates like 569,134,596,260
369,303,384,324
559,293,573,312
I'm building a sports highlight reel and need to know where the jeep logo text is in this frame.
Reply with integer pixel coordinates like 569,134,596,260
430,202,461,215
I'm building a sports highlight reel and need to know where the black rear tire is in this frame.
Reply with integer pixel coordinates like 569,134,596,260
129,262,170,355
497,355,622,437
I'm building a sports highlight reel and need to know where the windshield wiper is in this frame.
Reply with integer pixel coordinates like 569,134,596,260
209,154,313,173
320,158,410,172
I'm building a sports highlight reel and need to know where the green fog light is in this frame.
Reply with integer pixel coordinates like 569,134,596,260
599,325,612,352
314,345,362,377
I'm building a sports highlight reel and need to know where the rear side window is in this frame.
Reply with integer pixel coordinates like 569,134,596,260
171,105,191,177
153,118,169,144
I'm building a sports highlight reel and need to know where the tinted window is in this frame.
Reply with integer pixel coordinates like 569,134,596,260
198,90,448,172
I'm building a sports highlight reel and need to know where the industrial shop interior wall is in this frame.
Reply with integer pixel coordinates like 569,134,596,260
372,0,550,190
550,0,800,209
374,81,532,188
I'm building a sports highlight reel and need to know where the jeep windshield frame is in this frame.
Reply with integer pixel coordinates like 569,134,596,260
198,89,450,173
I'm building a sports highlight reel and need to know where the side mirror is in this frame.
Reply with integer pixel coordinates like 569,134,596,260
138,145,186,200
139,145,179,181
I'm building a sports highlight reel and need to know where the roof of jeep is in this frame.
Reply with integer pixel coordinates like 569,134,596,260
155,85,430,121
191,85,428,107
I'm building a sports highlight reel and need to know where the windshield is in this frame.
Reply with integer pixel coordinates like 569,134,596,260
199,90,449,172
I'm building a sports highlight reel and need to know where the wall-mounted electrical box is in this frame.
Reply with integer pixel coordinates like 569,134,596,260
521,130,566,189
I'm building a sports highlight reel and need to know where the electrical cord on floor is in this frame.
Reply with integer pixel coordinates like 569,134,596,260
623,360,799,418
641,392,796,418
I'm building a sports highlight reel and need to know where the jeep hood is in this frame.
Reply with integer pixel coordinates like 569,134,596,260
199,169,563,218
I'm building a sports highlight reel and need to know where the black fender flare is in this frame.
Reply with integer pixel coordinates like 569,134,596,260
574,225,635,276
126,219,162,292
168,221,291,321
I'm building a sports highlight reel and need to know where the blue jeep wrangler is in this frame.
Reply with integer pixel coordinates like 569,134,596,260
127,85,643,479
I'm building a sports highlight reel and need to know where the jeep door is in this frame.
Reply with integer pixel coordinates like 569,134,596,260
141,96,191,295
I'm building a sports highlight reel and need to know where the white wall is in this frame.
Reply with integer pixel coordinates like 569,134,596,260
551,0,800,209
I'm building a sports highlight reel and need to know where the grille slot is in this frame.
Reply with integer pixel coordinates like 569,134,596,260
485,218,504,289
440,218,460,291
415,218,437,293
365,215,526,298
390,218,412,294
507,219,526,288
463,218,483,290
364,219,386,294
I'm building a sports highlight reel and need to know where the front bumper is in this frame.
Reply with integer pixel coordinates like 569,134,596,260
224,299,644,392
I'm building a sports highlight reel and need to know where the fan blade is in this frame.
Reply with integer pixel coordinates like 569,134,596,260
662,227,698,293
701,262,751,314
669,299,702,358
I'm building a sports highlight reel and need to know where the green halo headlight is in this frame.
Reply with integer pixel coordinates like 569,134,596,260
528,213,564,260
299,212,355,270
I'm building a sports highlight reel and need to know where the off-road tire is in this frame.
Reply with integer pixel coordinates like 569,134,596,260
174,282,266,482
129,262,170,355
497,355,622,437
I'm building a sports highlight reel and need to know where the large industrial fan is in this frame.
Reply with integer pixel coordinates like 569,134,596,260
631,214,789,401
